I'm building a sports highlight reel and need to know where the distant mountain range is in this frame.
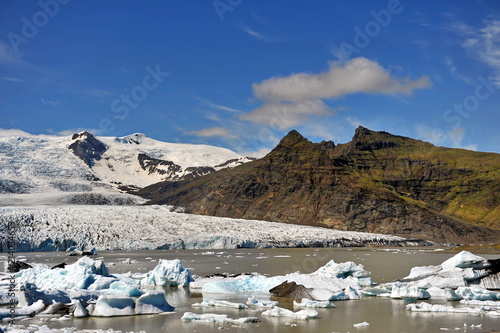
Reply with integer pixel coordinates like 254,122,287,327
137,127,500,244
0,131,252,198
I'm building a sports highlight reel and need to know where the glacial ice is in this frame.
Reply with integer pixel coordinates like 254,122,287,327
372,251,499,304
353,321,370,327
1,257,188,318
261,306,319,320
140,259,194,287
192,299,248,309
390,282,431,300
293,298,336,308
0,205,427,252
246,296,278,308
406,302,487,315
181,312,260,323
198,260,370,301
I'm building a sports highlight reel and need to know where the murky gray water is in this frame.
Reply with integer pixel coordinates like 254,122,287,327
6,248,500,332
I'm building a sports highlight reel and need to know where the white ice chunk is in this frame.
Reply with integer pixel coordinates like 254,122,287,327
406,302,486,314
140,259,193,287
192,299,248,309
135,291,175,314
246,296,277,308
92,295,135,317
261,306,318,320
14,256,112,291
293,298,336,308
390,283,431,300
181,312,259,323
73,300,89,318
441,251,489,270
353,321,370,327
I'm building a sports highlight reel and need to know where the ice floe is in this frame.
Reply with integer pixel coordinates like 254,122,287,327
406,302,489,315
353,321,370,327
181,312,260,323
293,298,336,308
261,306,319,320
192,299,248,309
246,296,277,308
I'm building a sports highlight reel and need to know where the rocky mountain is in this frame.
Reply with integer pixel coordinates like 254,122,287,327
0,132,252,203
137,127,500,244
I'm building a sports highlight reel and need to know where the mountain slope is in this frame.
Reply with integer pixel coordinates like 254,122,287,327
137,127,500,244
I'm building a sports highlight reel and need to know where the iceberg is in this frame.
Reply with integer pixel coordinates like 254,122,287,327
2,257,188,318
181,312,260,323
261,306,319,320
353,321,370,327
246,296,277,308
192,299,248,309
390,282,431,300
406,302,487,315
91,295,136,317
134,291,175,314
140,259,194,287
293,298,336,308
199,259,371,301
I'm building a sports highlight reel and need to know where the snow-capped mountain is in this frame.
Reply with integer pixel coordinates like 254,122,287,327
0,131,253,200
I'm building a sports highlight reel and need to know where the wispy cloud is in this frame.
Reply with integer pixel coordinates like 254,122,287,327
450,18,500,86
186,126,235,139
240,100,333,130
2,77,22,82
240,25,274,42
41,98,64,107
0,41,22,65
414,124,477,151
46,128,103,136
197,98,243,113
443,56,472,84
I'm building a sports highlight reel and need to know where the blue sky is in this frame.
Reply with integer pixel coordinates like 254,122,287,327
1,0,499,156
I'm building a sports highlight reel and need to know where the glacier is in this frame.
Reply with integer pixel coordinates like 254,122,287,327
0,205,429,253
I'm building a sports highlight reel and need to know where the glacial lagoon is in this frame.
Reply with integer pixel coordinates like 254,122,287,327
3,247,499,333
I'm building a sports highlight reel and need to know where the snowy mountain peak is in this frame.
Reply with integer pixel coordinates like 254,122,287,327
115,133,148,145
0,131,253,200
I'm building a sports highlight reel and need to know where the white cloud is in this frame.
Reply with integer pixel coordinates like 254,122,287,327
240,57,431,130
460,19,500,86
0,128,34,137
252,57,432,103
240,100,332,130
186,126,235,138
414,124,477,151
241,147,272,158
42,128,102,137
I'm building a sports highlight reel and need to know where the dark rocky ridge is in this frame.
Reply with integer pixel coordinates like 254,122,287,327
137,127,500,244
68,132,107,167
